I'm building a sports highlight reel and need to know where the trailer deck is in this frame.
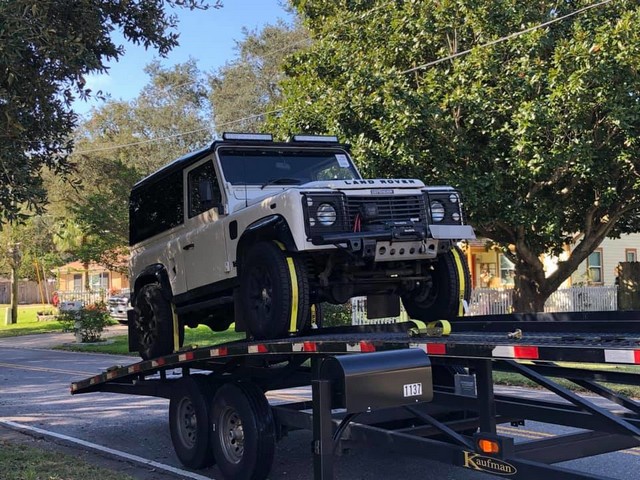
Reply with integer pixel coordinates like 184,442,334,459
71,311,640,480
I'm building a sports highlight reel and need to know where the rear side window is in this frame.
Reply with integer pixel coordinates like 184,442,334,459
129,171,184,245
188,160,222,218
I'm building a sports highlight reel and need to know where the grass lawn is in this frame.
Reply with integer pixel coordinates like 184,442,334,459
57,324,245,355
0,304,64,338
0,440,135,480
493,362,640,398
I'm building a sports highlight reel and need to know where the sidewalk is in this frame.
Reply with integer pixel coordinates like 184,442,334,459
0,324,128,349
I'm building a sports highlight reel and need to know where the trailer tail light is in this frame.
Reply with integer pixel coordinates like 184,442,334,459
473,433,514,458
477,438,500,455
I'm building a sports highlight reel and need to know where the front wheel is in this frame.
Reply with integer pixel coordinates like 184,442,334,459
239,241,309,340
134,283,183,360
401,246,471,322
210,382,275,480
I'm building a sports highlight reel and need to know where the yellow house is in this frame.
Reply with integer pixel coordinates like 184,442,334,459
56,260,129,294
464,233,640,289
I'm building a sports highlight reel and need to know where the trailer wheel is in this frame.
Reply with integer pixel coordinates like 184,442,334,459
239,241,309,340
401,246,471,322
169,376,216,469
135,283,183,360
211,382,275,480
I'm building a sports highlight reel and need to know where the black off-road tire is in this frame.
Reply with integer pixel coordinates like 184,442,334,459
239,241,310,340
401,246,471,322
210,382,275,480
134,283,183,360
169,376,216,469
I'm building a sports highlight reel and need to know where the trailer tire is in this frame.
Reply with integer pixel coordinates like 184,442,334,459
239,241,309,340
401,246,471,322
169,376,216,469
211,382,275,480
135,282,182,360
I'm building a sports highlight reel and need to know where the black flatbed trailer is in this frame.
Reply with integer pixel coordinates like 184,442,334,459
71,311,640,480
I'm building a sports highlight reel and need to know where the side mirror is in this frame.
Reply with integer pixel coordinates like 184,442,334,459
198,178,225,214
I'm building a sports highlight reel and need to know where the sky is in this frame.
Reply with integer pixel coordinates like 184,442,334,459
75,0,292,117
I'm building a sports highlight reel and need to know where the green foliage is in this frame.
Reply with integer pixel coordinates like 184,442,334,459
0,0,218,224
209,20,310,132
274,0,640,311
46,60,212,267
319,302,352,327
58,303,116,343
0,216,63,280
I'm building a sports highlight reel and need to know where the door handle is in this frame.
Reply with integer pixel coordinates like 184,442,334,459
183,243,195,251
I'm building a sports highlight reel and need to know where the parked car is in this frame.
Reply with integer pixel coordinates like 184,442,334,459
107,291,130,324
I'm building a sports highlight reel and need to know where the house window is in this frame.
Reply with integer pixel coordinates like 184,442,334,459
73,274,83,291
499,255,515,286
625,249,637,262
587,250,603,284
90,272,109,290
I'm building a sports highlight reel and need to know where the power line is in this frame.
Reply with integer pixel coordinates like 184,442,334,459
72,0,615,155
400,0,615,74
72,109,283,155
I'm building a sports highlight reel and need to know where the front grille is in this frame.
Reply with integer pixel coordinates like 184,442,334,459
346,195,427,224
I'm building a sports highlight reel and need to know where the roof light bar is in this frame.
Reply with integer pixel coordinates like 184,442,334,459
292,134,339,143
222,132,273,141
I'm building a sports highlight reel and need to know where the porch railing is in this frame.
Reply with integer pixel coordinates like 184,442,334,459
352,286,619,325
56,289,127,306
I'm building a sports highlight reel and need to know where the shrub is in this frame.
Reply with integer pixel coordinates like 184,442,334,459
319,302,352,327
58,303,116,343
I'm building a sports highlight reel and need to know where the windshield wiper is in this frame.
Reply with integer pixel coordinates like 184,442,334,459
260,177,303,189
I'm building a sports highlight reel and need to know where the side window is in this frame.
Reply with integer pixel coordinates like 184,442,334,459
129,171,184,245
188,161,222,218
587,249,603,284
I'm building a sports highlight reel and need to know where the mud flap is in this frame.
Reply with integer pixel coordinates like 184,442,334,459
366,294,400,319
127,309,139,353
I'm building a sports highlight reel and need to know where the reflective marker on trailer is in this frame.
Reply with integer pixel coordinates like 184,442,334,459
604,349,640,365
492,345,539,360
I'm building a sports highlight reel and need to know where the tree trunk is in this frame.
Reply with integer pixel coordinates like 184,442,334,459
9,264,18,324
83,261,90,291
7,245,21,324
512,257,549,313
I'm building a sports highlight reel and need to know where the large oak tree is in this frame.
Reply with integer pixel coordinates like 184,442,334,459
271,0,640,312
0,0,218,224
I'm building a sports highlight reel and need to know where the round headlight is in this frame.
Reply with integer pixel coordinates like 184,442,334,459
317,203,337,226
449,193,458,203
430,201,445,222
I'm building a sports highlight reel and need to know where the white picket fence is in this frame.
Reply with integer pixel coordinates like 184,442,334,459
351,286,618,325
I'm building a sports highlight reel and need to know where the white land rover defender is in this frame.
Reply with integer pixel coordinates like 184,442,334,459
128,133,475,359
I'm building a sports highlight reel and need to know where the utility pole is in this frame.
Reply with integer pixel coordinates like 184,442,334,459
6,243,21,325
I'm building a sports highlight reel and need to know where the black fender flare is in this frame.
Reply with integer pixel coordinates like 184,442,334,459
236,215,297,271
132,264,173,307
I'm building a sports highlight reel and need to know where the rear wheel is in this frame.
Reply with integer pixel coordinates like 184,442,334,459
401,246,471,322
169,376,216,469
239,241,309,340
210,382,275,480
134,283,183,360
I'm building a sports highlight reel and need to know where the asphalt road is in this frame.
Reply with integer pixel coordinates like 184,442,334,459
0,336,638,480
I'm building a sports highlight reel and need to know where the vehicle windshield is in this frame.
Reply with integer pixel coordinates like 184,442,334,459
218,148,361,185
